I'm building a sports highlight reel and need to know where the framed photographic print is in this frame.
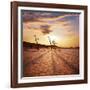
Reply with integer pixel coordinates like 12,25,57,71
11,1,87,88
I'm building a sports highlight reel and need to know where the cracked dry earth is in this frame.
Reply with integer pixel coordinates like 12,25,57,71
23,47,79,77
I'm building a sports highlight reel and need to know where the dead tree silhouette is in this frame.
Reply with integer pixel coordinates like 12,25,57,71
34,35,39,50
48,36,52,49
52,40,57,49
52,40,56,46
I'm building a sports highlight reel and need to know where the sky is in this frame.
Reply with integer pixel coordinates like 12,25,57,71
22,10,80,48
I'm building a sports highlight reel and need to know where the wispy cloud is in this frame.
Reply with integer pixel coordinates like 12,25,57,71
38,14,79,24
22,11,60,22
23,22,52,35
40,25,52,35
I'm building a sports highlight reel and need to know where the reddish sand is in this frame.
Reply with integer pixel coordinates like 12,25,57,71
23,47,79,77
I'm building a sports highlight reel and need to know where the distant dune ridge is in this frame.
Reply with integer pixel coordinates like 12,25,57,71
23,41,79,49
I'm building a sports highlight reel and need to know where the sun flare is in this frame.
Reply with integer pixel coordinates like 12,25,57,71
48,35,58,41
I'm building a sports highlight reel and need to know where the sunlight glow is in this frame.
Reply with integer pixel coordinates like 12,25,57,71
48,35,59,41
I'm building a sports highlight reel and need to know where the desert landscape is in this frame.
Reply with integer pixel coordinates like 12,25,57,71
23,42,79,77
22,10,80,77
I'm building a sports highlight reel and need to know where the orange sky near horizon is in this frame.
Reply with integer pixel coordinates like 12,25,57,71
22,10,80,48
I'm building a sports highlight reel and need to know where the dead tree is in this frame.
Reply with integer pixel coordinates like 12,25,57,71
52,40,57,49
52,40,56,46
48,36,52,49
34,35,39,50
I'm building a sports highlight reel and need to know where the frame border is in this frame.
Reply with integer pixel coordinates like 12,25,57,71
11,1,88,88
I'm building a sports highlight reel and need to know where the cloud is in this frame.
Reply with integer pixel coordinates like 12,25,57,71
40,25,52,35
22,12,42,22
39,14,80,23
23,11,79,37
23,22,52,35
22,11,62,22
